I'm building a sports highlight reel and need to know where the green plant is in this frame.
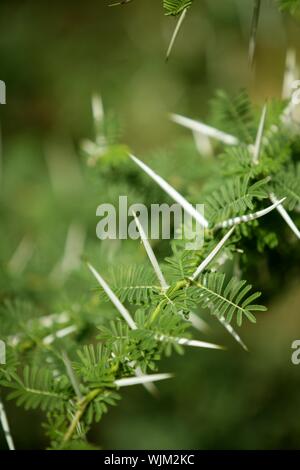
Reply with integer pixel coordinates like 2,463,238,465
1,71,299,449
110,1,300,61
279,0,300,12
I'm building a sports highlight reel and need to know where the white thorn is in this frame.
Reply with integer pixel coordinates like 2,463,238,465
218,316,248,351
51,223,86,283
170,113,239,146
190,227,235,280
188,312,210,333
91,94,104,125
282,49,298,99
60,223,86,274
39,311,70,328
131,210,169,291
192,131,213,157
215,198,286,229
115,373,172,387
0,398,15,450
269,193,300,239
91,93,107,148
156,334,224,350
252,104,267,165
130,154,209,228
166,8,188,62
134,366,159,397
248,0,261,66
8,236,34,275
43,325,77,345
111,353,158,396
87,262,137,330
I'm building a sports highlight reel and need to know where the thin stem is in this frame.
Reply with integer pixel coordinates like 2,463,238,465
148,279,188,325
62,389,101,444
62,351,83,400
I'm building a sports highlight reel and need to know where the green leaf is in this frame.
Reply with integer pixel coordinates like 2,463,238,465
163,0,193,16
192,273,266,326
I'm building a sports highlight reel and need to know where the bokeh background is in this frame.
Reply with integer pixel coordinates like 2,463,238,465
1,0,300,449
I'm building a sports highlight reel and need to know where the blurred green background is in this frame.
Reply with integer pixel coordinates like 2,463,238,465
1,0,300,450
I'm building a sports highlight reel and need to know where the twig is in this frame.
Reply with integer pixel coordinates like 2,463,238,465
62,352,83,400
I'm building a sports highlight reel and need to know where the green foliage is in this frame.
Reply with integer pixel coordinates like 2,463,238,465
272,164,300,211
203,176,269,226
2,367,71,412
1,87,299,450
104,265,160,305
278,0,300,12
193,273,266,326
210,90,256,144
163,0,193,16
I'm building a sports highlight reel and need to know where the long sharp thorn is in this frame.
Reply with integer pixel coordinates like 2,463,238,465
218,316,248,352
156,334,224,350
134,366,159,397
87,262,137,330
192,131,213,157
51,223,86,283
88,263,158,394
91,94,106,146
131,210,169,291
170,113,239,146
166,8,188,62
113,354,158,397
130,154,209,228
115,373,173,387
0,398,15,450
269,193,300,239
43,325,77,345
91,94,104,126
189,312,210,333
215,198,286,229
176,338,224,350
248,0,261,66
8,236,34,275
252,104,267,165
191,226,235,280
282,49,298,99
